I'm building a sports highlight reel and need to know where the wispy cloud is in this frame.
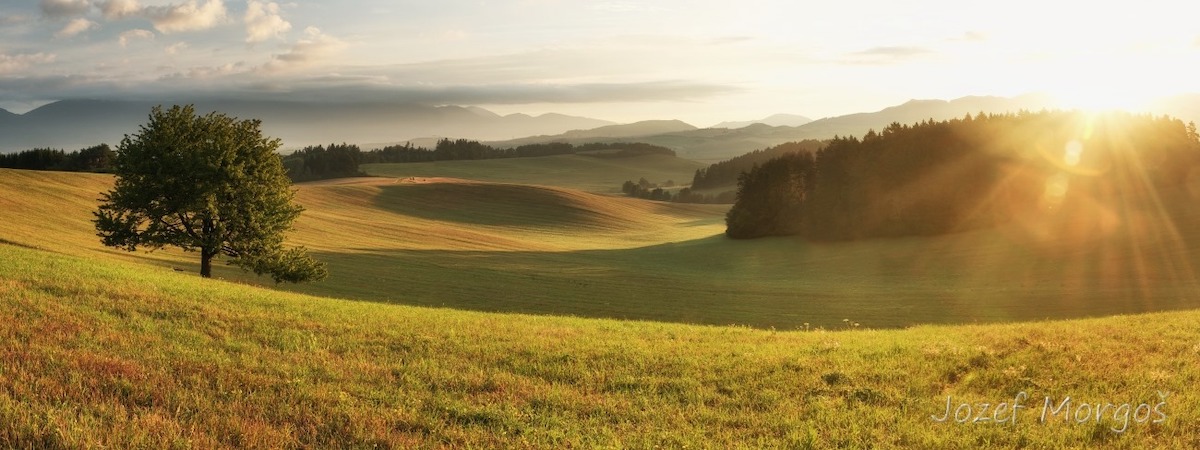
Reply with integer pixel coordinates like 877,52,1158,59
852,46,931,57
0,52,57,74
55,18,98,38
589,1,668,13
98,0,140,20
0,67,737,108
259,26,344,72
958,31,988,42
143,0,227,33
839,46,932,65
244,0,291,44
0,14,34,26
39,0,90,19
165,42,188,55
118,28,154,47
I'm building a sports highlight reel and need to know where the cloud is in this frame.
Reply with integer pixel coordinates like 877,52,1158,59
840,46,933,65
55,18,98,38
98,0,140,19
589,1,668,13
852,46,931,57
165,42,188,55
119,28,154,47
959,31,988,42
158,62,244,80
143,0,227,33
39,0,91,18
0,52,57,74
260,27,344,72
244,0,291,43
0,69,736,108
0,14,34,26
228,79,741,105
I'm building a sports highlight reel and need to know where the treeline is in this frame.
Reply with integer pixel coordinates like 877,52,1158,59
283,139,678,182
621,178,737,204
0,144,116,172
282,143,366,182
362,139,676,164
691,139,826,190
726,111,1200,239
615,140,824,205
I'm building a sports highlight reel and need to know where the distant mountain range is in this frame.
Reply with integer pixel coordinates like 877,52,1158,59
0,100,614,153
710,113,813,129
3,94,1197,160
490,94,1200,161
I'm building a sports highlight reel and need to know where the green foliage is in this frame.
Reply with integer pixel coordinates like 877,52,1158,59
727,111,1200,240
356,139,676,164
0,144,115,172
93,104,326,282
616,140,824,205
725,152,814,238
691,139,825,190
282,143,365,182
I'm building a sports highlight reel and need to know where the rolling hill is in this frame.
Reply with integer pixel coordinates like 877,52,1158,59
7,165,1200,330
1,167,1198,447
361,153,707,194
5,241,1198,448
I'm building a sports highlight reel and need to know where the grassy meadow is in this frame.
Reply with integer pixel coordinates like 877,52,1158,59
362,153,706,193
3,242,1199,448
4,156,1200,447
7,166,1200,330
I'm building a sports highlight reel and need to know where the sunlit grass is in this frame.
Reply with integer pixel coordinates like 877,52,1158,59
361,153,706,194
6,167,1200,330
2,243,1198,448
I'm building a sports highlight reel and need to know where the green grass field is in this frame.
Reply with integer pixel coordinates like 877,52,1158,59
362,153,706,193
4,162,1200,447
6,167,1200,330
3,243,1198,448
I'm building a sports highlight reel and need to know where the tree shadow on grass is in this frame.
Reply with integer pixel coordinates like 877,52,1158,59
269,232,1200,330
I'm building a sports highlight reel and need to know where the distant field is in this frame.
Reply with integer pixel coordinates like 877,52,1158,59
6,168,1200,330
362,153,706,193
2,243,1198,448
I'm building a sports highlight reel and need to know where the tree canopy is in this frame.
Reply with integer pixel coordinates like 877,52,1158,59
726,111,1200,240
0,144,115,172
94,105,326,283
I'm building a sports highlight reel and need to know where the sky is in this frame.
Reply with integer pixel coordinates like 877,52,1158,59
1,0,1198,126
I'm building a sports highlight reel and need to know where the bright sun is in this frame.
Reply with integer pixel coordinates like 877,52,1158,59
1040,53,1178,113
1051,86,1153,112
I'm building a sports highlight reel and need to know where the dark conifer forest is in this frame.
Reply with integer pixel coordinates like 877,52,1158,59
726,111,1200,240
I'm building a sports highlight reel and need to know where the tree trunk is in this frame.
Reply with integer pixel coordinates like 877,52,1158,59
200,248,214,278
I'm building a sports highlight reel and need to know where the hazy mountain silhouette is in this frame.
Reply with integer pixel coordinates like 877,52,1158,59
487,119,698,148
0,99,614,153
711,113,813,129
488,95,1061,161
5,94,1194,158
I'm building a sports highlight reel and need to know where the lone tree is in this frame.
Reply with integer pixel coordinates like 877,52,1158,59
94,105,327,283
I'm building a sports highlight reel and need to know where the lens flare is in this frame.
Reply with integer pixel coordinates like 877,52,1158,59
1064,140,1083,167
1043,173,1070,209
